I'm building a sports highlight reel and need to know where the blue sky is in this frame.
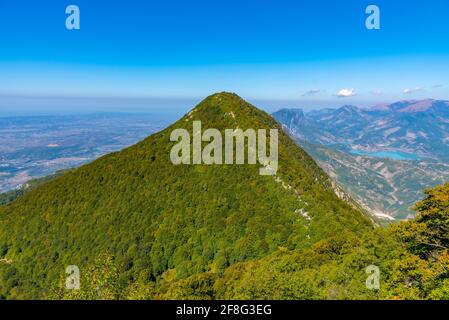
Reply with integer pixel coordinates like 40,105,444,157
0,0,448,115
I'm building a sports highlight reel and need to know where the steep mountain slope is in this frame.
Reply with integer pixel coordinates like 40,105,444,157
0,93,371,299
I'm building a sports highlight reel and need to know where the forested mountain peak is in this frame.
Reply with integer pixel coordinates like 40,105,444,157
175,92,279,131
0,92,371,299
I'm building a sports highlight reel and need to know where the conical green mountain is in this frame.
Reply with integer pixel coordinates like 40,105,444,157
0,92,372,299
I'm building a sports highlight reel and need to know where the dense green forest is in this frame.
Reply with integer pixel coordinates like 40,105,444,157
44,183,449,300
0,93,447,299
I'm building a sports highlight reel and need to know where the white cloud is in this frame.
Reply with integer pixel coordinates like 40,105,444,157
302,89,320,96
403,87,423,94
336,88,356,98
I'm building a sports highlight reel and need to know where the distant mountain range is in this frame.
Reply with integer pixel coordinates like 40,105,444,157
275,99,449,161
273,99,449,221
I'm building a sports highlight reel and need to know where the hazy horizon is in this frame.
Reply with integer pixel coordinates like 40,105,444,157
2,93,449,118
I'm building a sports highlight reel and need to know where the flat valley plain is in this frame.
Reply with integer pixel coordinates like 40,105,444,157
0,113,168,193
